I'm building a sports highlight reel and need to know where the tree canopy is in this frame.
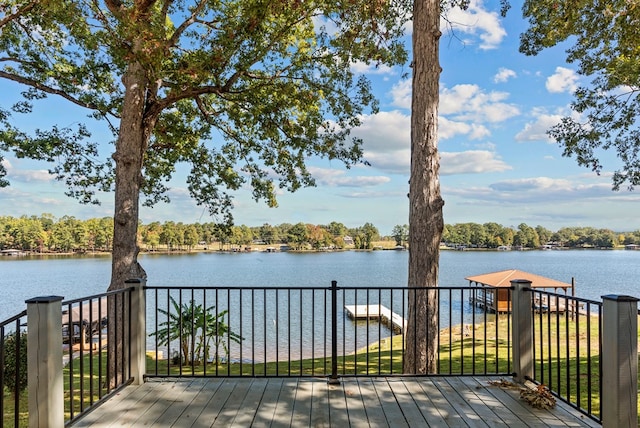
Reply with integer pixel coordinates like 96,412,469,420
521,0,640,190
0,0,411,289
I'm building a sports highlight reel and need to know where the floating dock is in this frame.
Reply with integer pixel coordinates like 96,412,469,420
344,304,407,333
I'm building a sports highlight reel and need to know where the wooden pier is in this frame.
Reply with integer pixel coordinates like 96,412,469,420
344,304,407,333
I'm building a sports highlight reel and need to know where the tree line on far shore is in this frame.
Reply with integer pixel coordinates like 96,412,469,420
0,214,638,253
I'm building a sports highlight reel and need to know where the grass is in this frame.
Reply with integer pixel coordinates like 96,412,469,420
3,349,112,427
1,389,27,428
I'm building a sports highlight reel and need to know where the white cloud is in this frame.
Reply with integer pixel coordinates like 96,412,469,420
439,117,490,140
2,159,52,183
515,108,578,143
440,150,511,175
352,110,496,175
356,110,410,153
515,115,562,142
362,149,410,174
494,67,516,83
351,103,511,176
446,176,619,205
308,166,391,187
440,84,520,123
389,79,411,109
442,0,507,50
546,67,578,94
390,79,519,127
351,60,394,75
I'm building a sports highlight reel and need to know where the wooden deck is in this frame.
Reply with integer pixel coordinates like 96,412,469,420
70,377,600,427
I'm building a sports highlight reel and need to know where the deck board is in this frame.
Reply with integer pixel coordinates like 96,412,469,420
328,379,351,427
309,378,330,428
270,378,297,427
387,378,429,426
433,377,491,428
251,377,284,428
291,378,313,427
180,378,225,427
355,378,389,428
70,377,600,428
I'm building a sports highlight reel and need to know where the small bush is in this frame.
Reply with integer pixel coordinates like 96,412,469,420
3,331,28,394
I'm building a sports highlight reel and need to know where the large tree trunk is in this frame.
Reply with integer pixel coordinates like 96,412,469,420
110,62,148,292
404,0,444,374
107,60,149,387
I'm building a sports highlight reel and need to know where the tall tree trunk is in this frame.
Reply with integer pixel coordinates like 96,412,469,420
107,61,149,387
404,0,444,374
110,62,148,292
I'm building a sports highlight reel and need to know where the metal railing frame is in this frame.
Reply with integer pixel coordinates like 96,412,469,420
144,283,514,380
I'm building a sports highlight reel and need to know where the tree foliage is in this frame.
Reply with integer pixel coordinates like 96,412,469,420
2,331,28,394
0,0,412,290
1,214,625,252
521,0,640,190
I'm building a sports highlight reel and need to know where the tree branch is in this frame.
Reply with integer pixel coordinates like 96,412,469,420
0,0,38,28
0,70,103,112
168,0,209,47
104,0,125,20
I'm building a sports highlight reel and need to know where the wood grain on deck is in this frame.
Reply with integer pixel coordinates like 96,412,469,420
71,377,600,427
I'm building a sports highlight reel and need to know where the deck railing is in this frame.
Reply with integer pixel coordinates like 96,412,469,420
528,289,603,421
61,287,135,422
0,285,137,428
1,279,638,427
1,310,27,428
145,283,513,378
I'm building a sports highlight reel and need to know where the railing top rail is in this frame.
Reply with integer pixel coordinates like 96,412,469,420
527,288,603,306
0,309,27,327
61,286,135,306
145,285,334,291
144,284,486,291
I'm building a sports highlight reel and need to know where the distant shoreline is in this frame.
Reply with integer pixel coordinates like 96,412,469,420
1,245,632,258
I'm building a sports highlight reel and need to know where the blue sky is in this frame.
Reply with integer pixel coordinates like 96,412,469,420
1,1,638,236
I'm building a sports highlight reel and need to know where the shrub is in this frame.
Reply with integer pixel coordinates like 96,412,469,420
3,331,28,394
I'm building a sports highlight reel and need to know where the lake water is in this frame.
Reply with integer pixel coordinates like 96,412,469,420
2,248,640,322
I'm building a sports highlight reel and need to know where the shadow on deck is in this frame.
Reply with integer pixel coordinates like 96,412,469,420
70,377,600,427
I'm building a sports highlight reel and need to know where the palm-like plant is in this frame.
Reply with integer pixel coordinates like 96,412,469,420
151,296,243,365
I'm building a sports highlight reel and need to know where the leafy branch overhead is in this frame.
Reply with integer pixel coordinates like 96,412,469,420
521,0,640,190
0,0,411,221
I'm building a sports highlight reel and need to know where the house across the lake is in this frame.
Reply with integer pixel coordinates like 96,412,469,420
0,248,26,256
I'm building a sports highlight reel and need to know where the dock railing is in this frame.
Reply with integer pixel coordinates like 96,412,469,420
2,279,638,427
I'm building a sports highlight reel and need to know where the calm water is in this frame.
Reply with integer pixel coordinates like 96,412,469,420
2,249,640,321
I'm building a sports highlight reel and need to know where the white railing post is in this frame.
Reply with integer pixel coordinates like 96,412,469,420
511,279,533,384
26,295,64,428
601,295,638,428
127,278,146,385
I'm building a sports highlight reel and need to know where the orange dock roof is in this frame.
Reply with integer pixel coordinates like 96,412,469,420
465,269,572,289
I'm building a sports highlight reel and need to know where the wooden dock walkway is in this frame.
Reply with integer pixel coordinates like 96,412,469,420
344,304,407,333
70,377,600,427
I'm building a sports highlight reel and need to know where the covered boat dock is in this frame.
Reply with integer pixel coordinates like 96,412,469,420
466,269,574,313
